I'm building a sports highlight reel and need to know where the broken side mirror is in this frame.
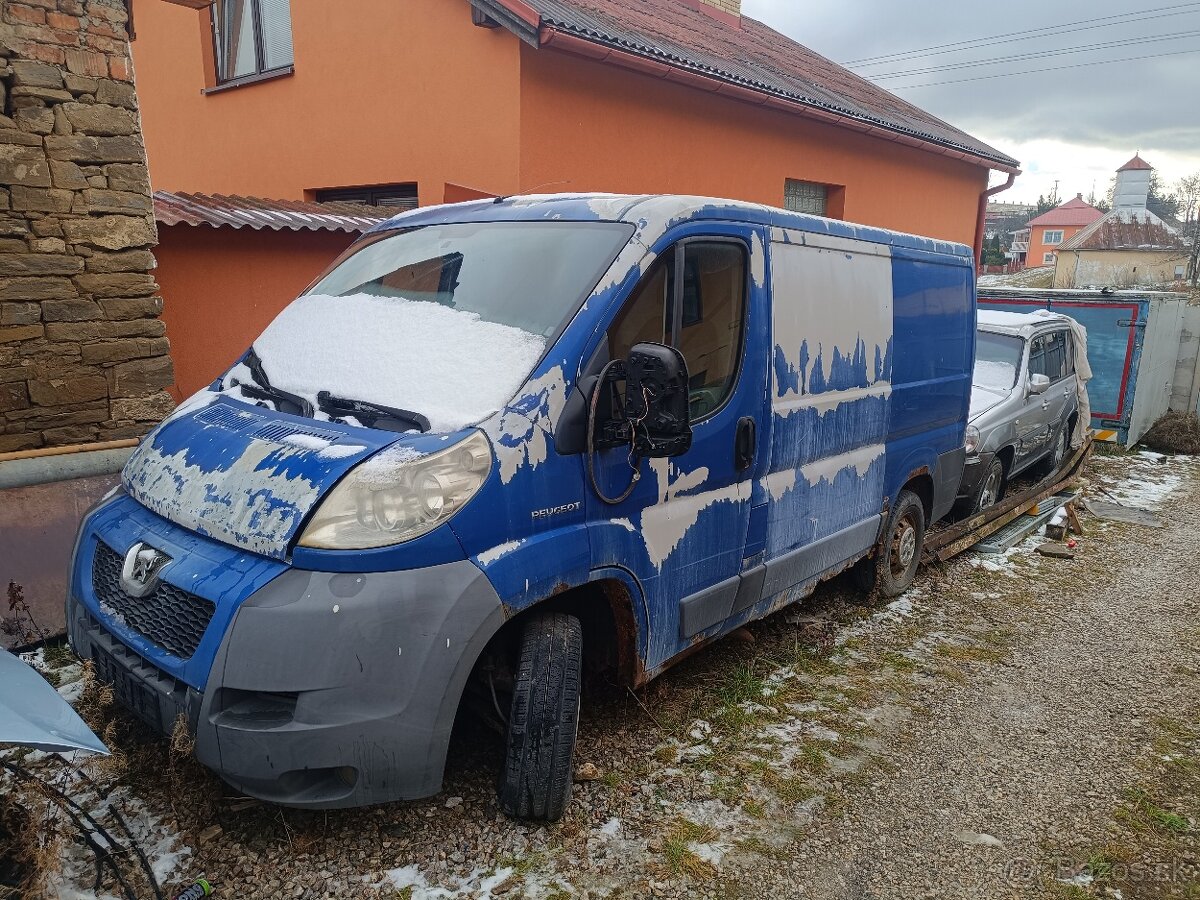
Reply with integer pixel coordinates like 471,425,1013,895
1028,373,1051,395
625,342,693,458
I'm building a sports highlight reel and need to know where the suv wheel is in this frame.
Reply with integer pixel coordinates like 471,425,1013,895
1036,425,1068,478
973,457,1006,514
498,612,582,822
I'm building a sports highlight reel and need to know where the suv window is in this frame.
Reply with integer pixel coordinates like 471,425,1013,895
1028,330,1071,382
608,241,747,422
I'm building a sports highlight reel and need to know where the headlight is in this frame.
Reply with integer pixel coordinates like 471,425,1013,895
965,425,980,457
298,431,492,550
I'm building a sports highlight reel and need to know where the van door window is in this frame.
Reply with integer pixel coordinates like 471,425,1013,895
607,241,747,422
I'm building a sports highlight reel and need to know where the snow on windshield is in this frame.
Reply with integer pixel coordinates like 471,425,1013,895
973,359,1018,392
249,293,546,433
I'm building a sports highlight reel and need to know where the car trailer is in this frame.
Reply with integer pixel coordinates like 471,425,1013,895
922,438,1093,564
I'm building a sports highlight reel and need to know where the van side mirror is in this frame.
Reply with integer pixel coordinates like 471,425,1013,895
626,343,692,458
1028,373,1051,395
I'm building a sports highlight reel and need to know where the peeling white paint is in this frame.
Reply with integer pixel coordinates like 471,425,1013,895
124,441,321,556
750,231,766,289
641,460,750,569
799,444,885,488
612,518,637,532
477,539,524,566
771,238,893,400
773,382,893,418
484,365,567,485
764,468,797,502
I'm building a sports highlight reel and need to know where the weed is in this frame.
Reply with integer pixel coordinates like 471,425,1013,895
880,651,918,672
763,771,816,804
393,887,414,900
717,665,767,708
496,851,547,877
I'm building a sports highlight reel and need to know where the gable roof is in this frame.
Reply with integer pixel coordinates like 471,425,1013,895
472,0,1018,173
1059,208,1187,253
1026,196,1104,228
153,191,388,233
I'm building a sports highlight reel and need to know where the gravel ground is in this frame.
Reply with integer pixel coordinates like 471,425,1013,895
6,449,1198,899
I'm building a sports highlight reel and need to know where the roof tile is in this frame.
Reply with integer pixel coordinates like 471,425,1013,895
153,191,389,233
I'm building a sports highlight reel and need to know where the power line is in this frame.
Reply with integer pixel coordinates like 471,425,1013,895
844,2,1200,66
870,30,1200,79
886,46,1200,89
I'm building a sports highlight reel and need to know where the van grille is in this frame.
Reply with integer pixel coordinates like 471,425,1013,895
91,542,215,659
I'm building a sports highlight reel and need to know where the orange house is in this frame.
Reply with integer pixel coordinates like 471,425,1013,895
1017,195,1104,270
133,0,1019,392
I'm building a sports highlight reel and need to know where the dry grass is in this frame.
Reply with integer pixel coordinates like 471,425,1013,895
1140,411,1200,455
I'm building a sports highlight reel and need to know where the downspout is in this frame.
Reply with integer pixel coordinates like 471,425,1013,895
975,170,1018,267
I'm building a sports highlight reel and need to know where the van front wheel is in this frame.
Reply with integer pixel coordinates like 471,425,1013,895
877,490,926,598
498,612,583,822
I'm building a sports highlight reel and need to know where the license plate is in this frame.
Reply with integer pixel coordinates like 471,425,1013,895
92,648,161,731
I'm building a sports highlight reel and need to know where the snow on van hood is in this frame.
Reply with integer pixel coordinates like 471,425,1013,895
251,293,547,433
122,396,406,558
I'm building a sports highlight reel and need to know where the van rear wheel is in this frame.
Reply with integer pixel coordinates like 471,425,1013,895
850,490,926,598
498,611,582,823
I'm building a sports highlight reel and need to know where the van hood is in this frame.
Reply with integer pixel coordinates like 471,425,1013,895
968,383,1010,422
122,395,404,559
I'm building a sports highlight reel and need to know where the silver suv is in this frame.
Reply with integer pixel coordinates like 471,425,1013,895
956,310,1080,515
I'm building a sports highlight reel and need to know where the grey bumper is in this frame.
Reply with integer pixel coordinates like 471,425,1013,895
956,450,997,501
69,559,506,809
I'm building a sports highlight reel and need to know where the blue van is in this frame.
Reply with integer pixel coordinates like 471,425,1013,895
67,195,974,821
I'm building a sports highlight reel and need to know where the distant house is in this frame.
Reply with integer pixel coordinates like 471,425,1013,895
1054,156,1189,289
1010,195,1104,270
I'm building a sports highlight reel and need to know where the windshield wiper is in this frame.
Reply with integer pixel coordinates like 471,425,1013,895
232,350,314,417
316,391,431,434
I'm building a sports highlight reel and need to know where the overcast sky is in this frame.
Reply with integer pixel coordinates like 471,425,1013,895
742,0,1200,206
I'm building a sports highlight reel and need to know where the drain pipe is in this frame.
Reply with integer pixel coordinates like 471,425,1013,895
974,170,1019,267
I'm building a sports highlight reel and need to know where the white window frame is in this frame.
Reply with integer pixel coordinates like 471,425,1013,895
1042,229,1065,246
1043,252,1057,265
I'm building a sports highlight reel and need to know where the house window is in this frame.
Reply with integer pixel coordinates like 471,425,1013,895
1042,229,1065,245
1176,265,1187,279
784,180,828,216
1043,252,1057,265
213,0,294,84
315,184,419,210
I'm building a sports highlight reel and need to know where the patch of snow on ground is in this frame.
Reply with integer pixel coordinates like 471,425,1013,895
1093,452,1195,509
380,864,517,899
252,293,547,433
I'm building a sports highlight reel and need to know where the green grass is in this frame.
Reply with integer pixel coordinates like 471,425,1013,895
661,819,718,879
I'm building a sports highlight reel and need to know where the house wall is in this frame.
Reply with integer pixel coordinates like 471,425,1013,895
1027,223,1086,270
1054,249,1189,289
155,223,355,399
517,46,990,244
131,0,523,202
0,0,173,453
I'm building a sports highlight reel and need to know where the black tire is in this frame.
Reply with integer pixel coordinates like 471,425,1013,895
970,457,1006,515
498,612,582,822
1034,421,1069,478
850,489,926,598
877,490,926,598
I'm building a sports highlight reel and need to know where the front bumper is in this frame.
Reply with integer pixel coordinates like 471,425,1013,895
955,450,997,501
69,534,506,808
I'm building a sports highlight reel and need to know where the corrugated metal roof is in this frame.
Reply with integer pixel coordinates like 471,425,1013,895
475,0,1018,171
1117,154,1153,172
1026,196,1104,228
153,191,390,233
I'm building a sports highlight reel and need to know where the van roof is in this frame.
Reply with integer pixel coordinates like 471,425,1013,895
367,193,974,260
977,308,1072,337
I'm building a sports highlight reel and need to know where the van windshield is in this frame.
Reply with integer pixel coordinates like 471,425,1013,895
974,331,1024,391
229,221,633,433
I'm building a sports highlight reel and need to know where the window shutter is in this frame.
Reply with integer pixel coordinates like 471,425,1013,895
259,0,294,70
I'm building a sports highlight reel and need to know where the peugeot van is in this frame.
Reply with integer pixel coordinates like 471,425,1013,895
67,195,975,821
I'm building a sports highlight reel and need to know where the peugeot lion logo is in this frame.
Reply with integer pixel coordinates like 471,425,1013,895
120,542,171,598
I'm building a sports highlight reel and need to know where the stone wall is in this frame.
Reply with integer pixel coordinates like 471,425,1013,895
0,0,173,453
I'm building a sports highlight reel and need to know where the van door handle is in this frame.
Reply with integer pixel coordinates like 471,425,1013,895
735,417,756,471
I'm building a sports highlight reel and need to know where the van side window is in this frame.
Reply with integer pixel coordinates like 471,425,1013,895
608,241,747,422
